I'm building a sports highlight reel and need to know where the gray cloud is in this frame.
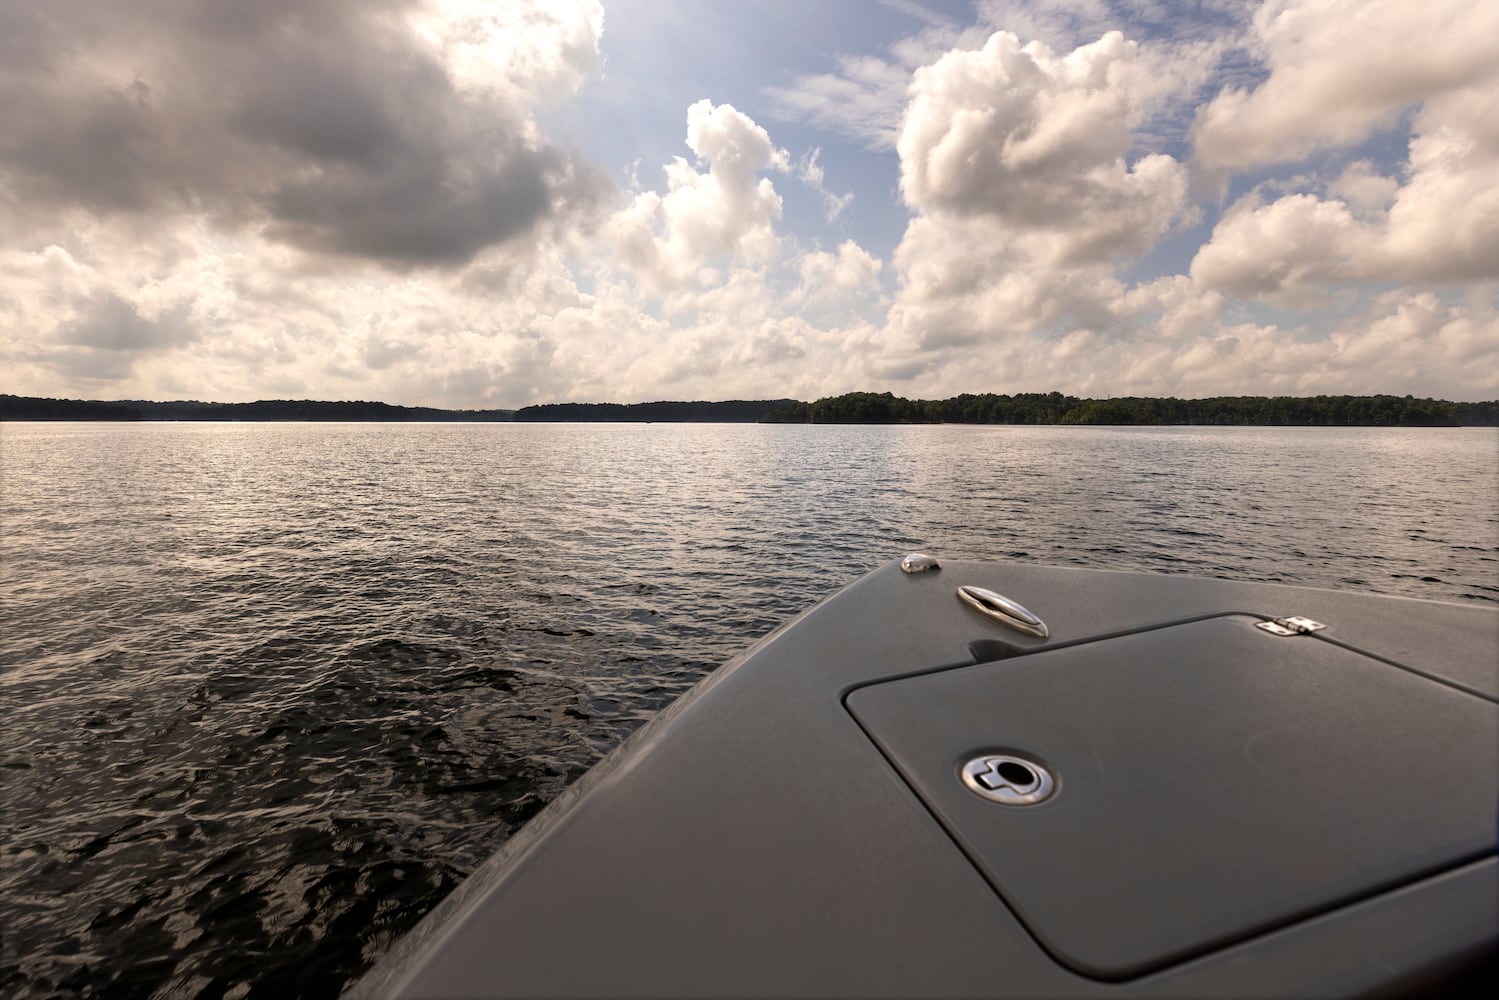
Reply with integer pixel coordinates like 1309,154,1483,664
45,292,198,380
0,0,608,267
264,139,579,266
56,294,197,353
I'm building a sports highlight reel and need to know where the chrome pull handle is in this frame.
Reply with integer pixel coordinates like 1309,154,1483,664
957,585,1049,639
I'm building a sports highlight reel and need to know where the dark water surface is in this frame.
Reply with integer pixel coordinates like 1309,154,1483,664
3,423,1495,996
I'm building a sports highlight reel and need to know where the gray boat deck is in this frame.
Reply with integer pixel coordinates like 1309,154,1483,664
355,560,1498,997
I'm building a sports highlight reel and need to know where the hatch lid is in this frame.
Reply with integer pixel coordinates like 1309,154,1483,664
845,615,1498,980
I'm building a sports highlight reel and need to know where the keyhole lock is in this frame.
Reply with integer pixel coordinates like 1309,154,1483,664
960,753,1055,805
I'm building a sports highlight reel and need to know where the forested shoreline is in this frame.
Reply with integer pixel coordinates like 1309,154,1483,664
4,391,1496,425
0,396,514,422
762,392,1499,426
512,399,799,422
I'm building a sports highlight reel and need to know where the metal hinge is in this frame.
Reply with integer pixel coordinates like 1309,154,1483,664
1256,615,1327,636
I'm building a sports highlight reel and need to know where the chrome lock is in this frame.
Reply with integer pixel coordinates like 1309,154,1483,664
960,753,1055,805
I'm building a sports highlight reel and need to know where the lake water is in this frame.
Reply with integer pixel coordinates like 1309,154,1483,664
2,422,1495,996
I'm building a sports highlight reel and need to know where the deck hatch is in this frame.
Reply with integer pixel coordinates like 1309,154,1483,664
846,614,1498,980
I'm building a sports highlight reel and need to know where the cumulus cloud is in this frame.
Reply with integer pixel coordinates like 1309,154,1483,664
899,31,1188,264
879,27,1192,380
867,6,1498,402
0,0,633,405
1193,0,1499,174
0,0,609,267
1329,161,1399,217
0,196,596,407
0,80,882,408
770,0,1224,153
610,100,790,291
407,0,602,100
1380,86,1499,282
798,241,883,302
0,236,205,383
1326,293,1498,396
1190,193,1362,306
880,273,1498,402
1191,42,1499,302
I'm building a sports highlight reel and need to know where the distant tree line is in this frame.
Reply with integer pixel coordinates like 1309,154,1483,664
1,395,145,420
0,395,515,421
761,392,1499,426
514,399,800,422
6,391,1496,426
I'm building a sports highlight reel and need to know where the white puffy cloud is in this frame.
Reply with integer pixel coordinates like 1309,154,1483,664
899,31,1188,264
537,262,874,406
798,241,883,301
1192,75,1499,301
877,273,1499,401
1380,86,1499,282
885,216,1105,351
1172,293,1499,400
0,216,595,406
1109,275,1227,346
770,0,1223,153
1190,193,1363,305
1328,161,1399,217
0,82,889,408
406,0,603,102
1331,292,1495,375
609,100,790,291
879,28,1192,382
868,8,1499,404
1193,0,1499,174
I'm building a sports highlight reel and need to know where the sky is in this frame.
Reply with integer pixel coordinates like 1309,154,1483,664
2,0,1496,407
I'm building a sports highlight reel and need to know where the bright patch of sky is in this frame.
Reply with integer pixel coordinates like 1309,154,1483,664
1,0,1495,407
